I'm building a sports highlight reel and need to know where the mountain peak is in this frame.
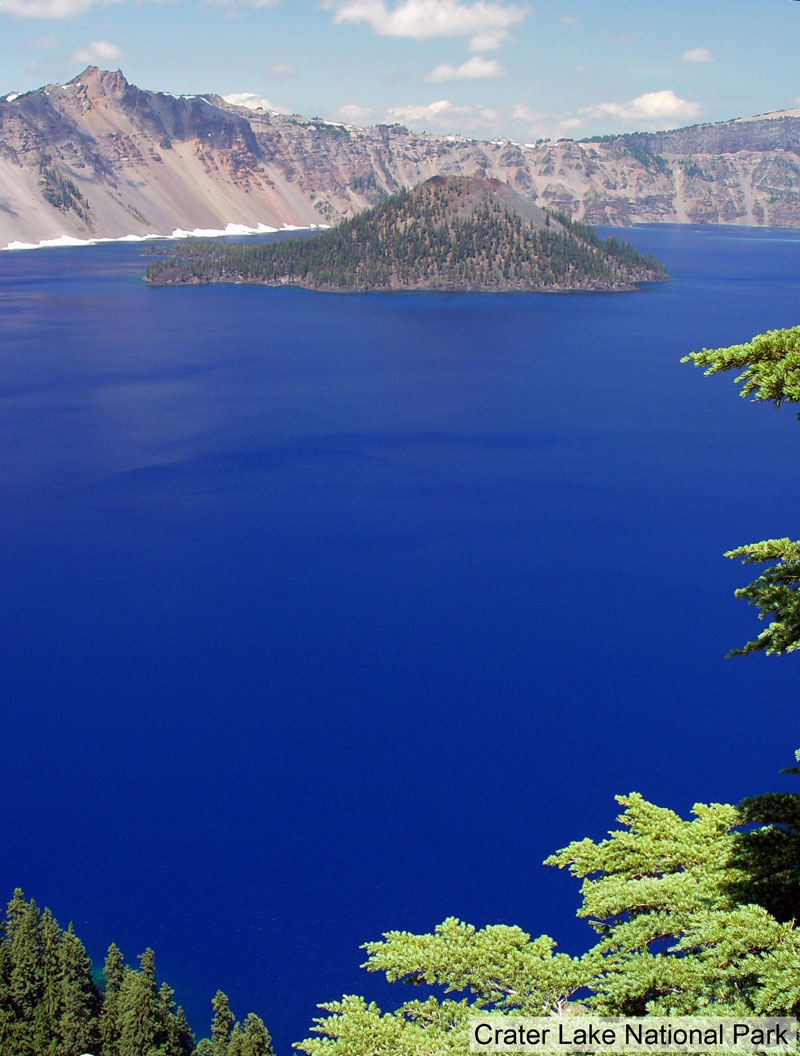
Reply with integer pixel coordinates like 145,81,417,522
2,65,800,251
416,174,552,229
66,66,130,94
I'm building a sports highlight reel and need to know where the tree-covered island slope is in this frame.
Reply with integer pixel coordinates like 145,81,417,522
145,176,666,293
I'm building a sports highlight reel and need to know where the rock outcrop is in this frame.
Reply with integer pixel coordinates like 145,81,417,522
2,66,800,248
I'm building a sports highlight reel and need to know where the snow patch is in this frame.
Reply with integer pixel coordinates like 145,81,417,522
169,221,279,238
5,234,94,250
4,93,20,102
1,221,326,252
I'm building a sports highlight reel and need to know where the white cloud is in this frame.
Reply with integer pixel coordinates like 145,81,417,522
383,97,552,138
424,54,504,82
682,46,713,63
511,102,545,123
70,38,121,63
386,98,470,125
30,32,57,45
580,88,701,128
559,14,576,23
468,29,504,51
266,62,297,78
326,0,525,51
330,102,376,123
1,0,106,16
223,91,288,112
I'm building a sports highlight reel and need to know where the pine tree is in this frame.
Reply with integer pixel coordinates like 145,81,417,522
36,909,62,1056
682,325,800,409
211,990,235,1056
117,951,164,1056
682,327,800,654
173,1005,195,1056
104,943,125,994
227,1026,243,1056
240,1013,274,1056
57,924,99,1056
3,891,43,1056
8,893,43,1026
0,922,13,1056
99,943,125,1056
545,793,800,1015
159,981,194,1056
0,894,274,1056
728,748,800,922
297,753,800,1056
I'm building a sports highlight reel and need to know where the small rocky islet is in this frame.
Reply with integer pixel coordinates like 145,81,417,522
144,175,667,293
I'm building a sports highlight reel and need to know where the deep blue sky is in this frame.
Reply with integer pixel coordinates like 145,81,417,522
1,0,799,140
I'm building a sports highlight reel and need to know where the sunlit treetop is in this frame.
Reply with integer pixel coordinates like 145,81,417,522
682,326,800,656
681,325,800,410
723,538,800,656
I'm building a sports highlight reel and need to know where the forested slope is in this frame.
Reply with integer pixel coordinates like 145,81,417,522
0,890,273,1056
145,176,666,292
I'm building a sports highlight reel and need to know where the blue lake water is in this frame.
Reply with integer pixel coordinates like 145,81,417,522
1,224,799,1051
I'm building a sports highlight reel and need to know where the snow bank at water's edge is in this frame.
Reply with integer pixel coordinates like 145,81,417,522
2,221,328,252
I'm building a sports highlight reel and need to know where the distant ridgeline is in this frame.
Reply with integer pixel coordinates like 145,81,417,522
145,176,667,293
0,889,273,1056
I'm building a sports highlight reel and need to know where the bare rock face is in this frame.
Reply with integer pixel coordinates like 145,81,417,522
2,67,800,248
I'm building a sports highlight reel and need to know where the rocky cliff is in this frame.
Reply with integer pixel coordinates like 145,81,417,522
2,66,800,248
